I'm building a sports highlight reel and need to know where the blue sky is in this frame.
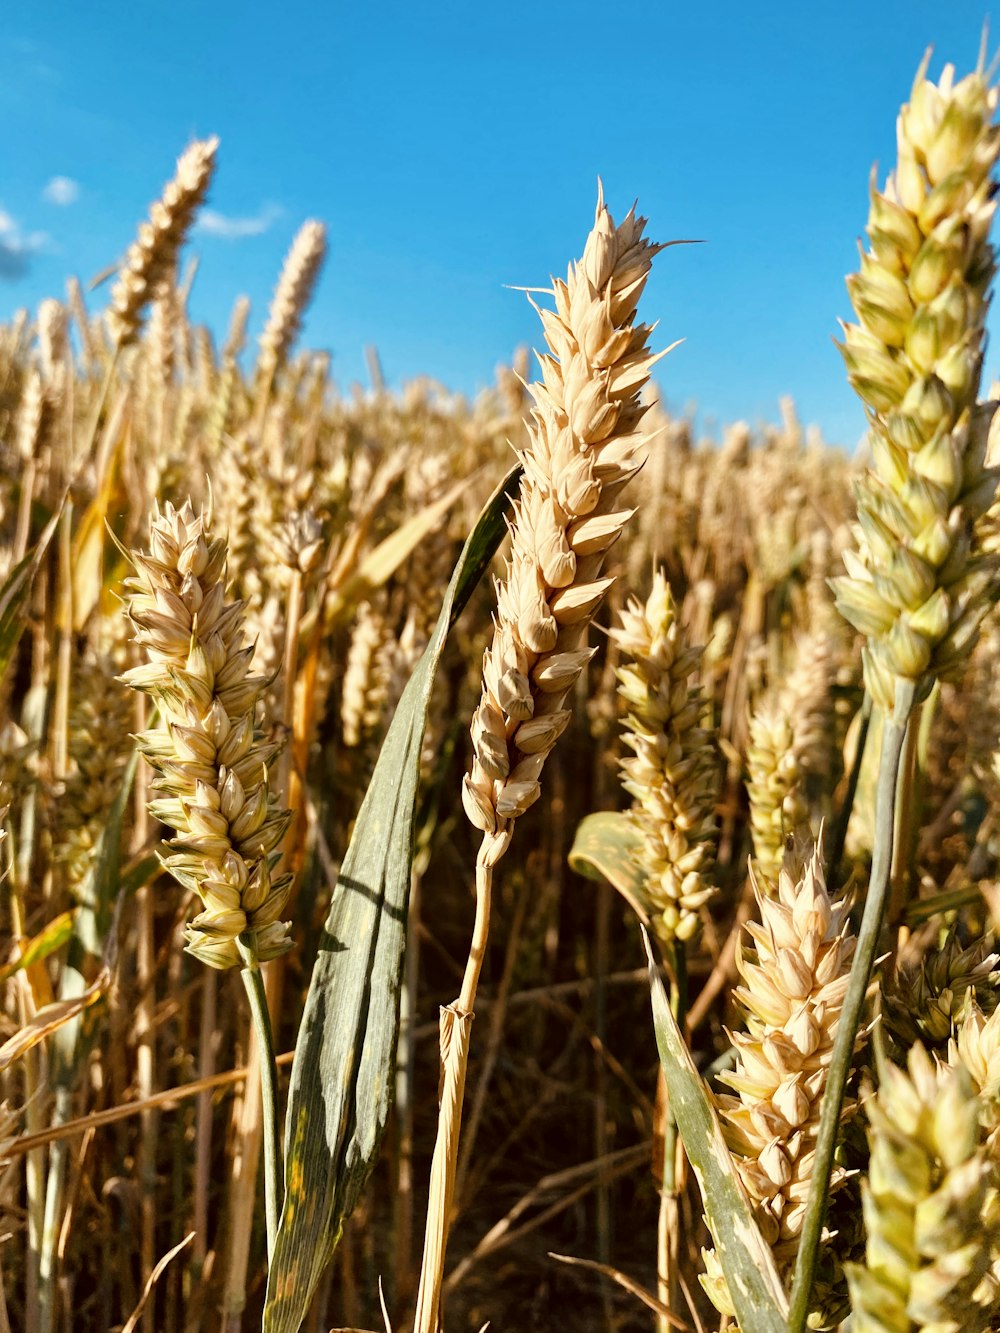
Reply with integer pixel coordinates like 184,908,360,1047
0,3,994,448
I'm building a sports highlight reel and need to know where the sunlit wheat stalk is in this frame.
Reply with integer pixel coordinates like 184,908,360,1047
414,187,666,1332
791,54,1000,1330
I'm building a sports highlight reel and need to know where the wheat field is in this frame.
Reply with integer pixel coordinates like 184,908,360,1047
2,46,1000,1333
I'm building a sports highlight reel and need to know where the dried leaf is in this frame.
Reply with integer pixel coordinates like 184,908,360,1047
0,970,109,1074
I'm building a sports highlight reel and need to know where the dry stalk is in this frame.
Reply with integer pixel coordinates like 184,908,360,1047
413,187,664,1332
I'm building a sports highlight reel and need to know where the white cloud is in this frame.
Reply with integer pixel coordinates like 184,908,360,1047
196,202,282,240
43,176,80,206
0,207,49,280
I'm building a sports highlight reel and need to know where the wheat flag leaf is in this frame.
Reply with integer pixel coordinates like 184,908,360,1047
569,810,652,925
643,929,789,1332
263,466,521,1333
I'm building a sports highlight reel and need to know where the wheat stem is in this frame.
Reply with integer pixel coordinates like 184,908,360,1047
192,967,217,1270
888,691,924,921
13,457,37,567
657,939,687,1330
413,852,493,1333
52,502,74,780
788,677,915,1332
826,690,871,883
237,933,282,1260
278,568,303,810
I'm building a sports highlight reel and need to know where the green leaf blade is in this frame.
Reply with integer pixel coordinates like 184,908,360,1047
263,468,520,1333
568,810,651,923
643,930,789,1332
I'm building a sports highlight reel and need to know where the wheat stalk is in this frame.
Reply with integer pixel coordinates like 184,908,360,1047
789,61,1000,1324
119,498,292,1255
611,569,717,1322
414,187,665,1332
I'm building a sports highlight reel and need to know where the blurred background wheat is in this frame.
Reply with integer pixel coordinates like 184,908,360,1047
2,35,1000,1333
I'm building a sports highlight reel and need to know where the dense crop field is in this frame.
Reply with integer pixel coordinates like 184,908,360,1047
2,47,1000,1333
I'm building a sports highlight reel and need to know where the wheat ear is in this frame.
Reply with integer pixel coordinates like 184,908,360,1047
107,138,218,348
257,219,328,383
702,844,859,1326
612,569,717,1320
845,1046,999,1331
833,58,1000,712
613,570,717,944
414,188,665,1332
119,499,293,969
120,499,291,1252
746,696,806,886
790,62,1000,1326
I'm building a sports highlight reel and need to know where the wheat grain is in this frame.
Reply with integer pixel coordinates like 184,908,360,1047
145,277,177,396
16,371,48,464
56,650,133,890
341,597,392,750
951,995,1000,1133
745,696,806,885
36,299,68,389
886,932,999,1047
462,188,665,864
269,509,325,579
